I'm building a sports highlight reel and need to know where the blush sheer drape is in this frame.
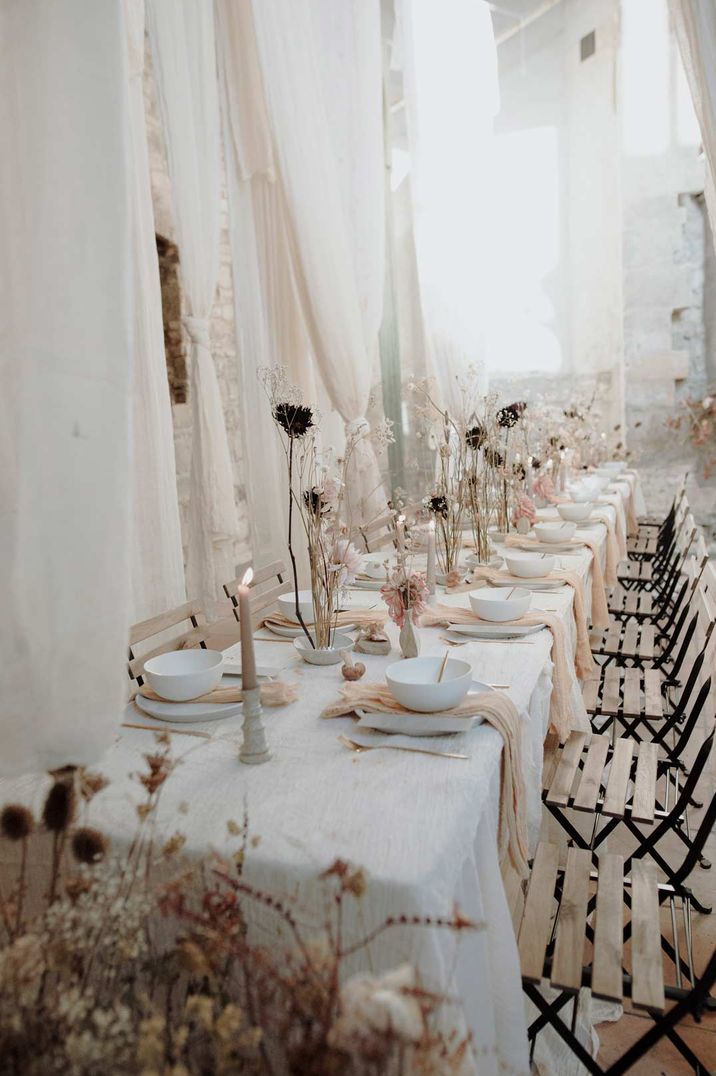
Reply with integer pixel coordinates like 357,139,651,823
668,0,716,248
124,0,186,620
250,0,388,526
148,0,239,606
0,0,133,774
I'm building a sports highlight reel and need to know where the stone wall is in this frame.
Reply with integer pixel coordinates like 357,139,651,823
142,38,251,581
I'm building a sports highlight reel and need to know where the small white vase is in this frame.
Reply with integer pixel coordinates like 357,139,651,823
399,617,419,659
293,632,354,666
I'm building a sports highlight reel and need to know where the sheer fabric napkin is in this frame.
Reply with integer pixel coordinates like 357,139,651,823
504,534,610,629
260,609,386,630
419,604,574,742
448,568,596,680
323,682,529,879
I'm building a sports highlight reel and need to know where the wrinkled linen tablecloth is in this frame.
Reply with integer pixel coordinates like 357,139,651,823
0,477,643,1076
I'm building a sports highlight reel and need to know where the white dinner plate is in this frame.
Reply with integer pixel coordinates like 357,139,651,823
355,681,493,736
486,575,567,590
134,693,242,724
350,578,385,591
446,622,545,640
513,540,577,553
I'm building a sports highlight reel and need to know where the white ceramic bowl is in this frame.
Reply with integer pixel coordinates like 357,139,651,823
569,485,593,503
385,656,473,713
558,502,593,522
602,461,625,474
143,649,224,702
469,586,531,622
361,557,387,580
505,552,556,578
293,631,354,665
278,590,315,624
534,521,576,543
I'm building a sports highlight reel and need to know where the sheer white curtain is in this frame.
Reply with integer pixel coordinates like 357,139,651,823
124,0,185,620
668,0,716,247
251,0,388,526
398,0,498,411
147,0,239,606
216,0,313,576
0,0,133,774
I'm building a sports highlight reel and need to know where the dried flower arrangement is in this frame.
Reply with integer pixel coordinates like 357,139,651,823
263,367,392,650
666,389,716,477
0,738,480,1075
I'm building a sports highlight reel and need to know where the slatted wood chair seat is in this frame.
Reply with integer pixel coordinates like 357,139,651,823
627,534,658,558
582,666,664,720
618,560,652,584
223,560,292,627
608,588,653,618
519,843,664,1010
128,600,209,688
353,509,397,553
589,622,656,662
542,731,659,825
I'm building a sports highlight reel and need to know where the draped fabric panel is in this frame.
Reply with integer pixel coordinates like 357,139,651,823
668,0,716,247
124,0,186,620
398,0,498,411
147,0,239,606
0,0,133,774
250,0,388,527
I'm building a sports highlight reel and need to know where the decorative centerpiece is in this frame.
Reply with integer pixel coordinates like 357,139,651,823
264,367,392,663
380,560,429,659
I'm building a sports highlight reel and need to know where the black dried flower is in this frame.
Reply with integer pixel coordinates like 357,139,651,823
465,423,486,450
42,774,76,833
484,447,504,469
303,488,328,516
563,407,583,420
496,406,518,429
0,804,34,841
425,494,449,517
512,462,526,481
530,456,542,470
272,402,314,439
71,827,109,865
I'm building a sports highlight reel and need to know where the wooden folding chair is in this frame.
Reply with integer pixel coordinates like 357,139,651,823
223,560,292,627
520,841,716,1075
128,600,209,692
353,509,398,553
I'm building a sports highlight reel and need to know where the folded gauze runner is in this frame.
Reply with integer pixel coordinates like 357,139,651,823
323,681,529,879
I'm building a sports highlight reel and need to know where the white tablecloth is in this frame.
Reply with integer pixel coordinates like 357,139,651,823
2,477,641,1076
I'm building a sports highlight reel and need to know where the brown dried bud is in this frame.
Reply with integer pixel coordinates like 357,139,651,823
71,827,109,865
0,804,34,841
42,775,76,833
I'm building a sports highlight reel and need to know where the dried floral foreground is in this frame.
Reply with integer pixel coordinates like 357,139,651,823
0,735,481,1076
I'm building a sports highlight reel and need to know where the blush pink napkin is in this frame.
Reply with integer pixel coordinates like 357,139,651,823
504,535,610,630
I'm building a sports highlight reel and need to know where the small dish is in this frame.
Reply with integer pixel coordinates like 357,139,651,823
469,586,531,622
143,649,224,702
505,552,556,578
557,503,593,523
385,656,473,713
278,590,315,625
534,522,576,544
293,631,354,665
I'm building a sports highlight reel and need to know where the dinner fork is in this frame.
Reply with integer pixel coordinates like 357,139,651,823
338,734,468,760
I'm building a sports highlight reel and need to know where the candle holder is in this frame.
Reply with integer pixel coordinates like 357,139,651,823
239,687,271,765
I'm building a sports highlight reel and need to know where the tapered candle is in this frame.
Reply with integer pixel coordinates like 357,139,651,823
238,567,257,691
526,455,534,495
426,520,436,595
396,514,406,554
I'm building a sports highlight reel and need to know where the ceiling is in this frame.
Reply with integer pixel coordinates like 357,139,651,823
488,0,564,43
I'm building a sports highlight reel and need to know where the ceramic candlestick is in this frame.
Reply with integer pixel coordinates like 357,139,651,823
239,686,271,765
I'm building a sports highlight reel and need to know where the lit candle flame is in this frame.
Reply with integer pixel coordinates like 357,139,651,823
241,567,254,587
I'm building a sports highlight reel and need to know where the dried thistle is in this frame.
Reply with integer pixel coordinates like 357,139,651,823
42,774,76,833
71,827,109,865
0,805,34,842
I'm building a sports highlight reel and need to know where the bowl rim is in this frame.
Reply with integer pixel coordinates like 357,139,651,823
144,649,224,677
469,585,530,603
293,630,354,652
385,655,472,685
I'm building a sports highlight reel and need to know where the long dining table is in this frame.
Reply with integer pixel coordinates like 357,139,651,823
3,473,645,1076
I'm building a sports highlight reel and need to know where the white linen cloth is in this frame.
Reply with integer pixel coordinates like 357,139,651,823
0,478,634,1067
669,0,716,249
124,0,186,620
0,0,133,774
147,0,239,605
250,0,388,525
398,0,498,410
